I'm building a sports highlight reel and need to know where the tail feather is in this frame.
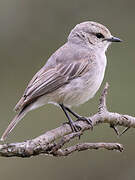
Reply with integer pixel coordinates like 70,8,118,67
1,108,28,141
14,97,25,112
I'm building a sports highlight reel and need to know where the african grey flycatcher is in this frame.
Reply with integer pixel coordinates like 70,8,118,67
1,21,122,141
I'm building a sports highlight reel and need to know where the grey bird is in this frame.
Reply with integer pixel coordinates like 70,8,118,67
1,21,122,141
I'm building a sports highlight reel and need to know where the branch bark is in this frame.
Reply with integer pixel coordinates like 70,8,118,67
0,82,134,158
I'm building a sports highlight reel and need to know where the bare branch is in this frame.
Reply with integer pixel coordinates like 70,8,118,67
0,82,134,158
52,143,124,157
98,82,109,113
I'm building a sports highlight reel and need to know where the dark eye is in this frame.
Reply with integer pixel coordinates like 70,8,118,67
96,33,105,39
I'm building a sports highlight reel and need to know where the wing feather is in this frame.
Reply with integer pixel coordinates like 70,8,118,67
14,58,91,111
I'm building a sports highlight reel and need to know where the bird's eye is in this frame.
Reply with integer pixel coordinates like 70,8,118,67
96,33,105,39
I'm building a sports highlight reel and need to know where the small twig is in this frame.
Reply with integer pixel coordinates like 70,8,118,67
50,131,83,153
52,143,124,156
98,82,109,113
119,127,130,136
110,123,120,136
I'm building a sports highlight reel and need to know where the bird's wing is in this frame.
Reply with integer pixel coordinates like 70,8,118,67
14,58,92,111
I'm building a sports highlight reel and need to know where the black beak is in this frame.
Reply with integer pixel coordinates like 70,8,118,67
105,36,122,42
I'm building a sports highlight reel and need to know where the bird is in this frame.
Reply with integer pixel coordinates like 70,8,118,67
1,21,122,141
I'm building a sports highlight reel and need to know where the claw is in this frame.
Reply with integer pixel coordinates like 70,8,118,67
63,121,82,139
70,122,81,132
77,117,93,130
63,121,81,132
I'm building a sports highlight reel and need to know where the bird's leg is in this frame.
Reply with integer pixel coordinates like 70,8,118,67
65,106,82,119
59,104,81,132
64,106,93,129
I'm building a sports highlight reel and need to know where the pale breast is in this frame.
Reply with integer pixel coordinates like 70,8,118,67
31,53,107,109
60,53,107,107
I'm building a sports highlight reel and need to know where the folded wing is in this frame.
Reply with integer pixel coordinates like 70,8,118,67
14,58,92,111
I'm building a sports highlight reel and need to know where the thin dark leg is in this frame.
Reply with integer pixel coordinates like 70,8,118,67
64,106,93,128
64,106,82,119
59,104,81,132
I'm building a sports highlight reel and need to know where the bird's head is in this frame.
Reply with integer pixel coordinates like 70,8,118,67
68,21,122,52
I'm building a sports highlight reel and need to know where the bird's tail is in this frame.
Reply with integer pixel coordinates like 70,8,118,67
1,107,28,141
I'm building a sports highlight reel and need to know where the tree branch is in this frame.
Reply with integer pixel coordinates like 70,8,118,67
52,143,124,156
0,82,134,158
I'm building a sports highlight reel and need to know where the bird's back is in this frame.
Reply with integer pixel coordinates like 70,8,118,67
14,42,94,111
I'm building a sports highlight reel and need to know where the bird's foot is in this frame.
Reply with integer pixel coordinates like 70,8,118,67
77,116,93,130
63,120,82,133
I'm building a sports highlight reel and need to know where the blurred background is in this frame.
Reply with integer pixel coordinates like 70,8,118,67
0,0,134,179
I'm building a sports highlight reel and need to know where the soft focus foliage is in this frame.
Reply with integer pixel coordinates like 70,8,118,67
0,0,134,179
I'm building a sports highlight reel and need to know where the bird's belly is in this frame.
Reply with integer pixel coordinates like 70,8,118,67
61,68,105,107
31,58,106,109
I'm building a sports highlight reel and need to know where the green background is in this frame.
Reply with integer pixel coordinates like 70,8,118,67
0,0,135,179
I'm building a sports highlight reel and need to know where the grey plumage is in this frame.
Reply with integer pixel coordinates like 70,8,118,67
1,21,122,141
